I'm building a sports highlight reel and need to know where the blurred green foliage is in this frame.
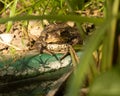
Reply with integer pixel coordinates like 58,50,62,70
0,0,120,96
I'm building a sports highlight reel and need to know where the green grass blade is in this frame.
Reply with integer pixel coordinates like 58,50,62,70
101,0,119,71
0,15,104,25
6,0,18,32
65,19,111,96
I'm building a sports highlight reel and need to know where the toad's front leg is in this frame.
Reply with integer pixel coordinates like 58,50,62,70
61,45,80,67
60,49,69,61
45,44,69,64
35,40,49,54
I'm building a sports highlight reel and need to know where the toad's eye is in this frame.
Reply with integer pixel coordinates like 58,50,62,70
60,30,68,36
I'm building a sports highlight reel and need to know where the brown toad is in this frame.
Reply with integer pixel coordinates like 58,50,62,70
34,23,83,60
